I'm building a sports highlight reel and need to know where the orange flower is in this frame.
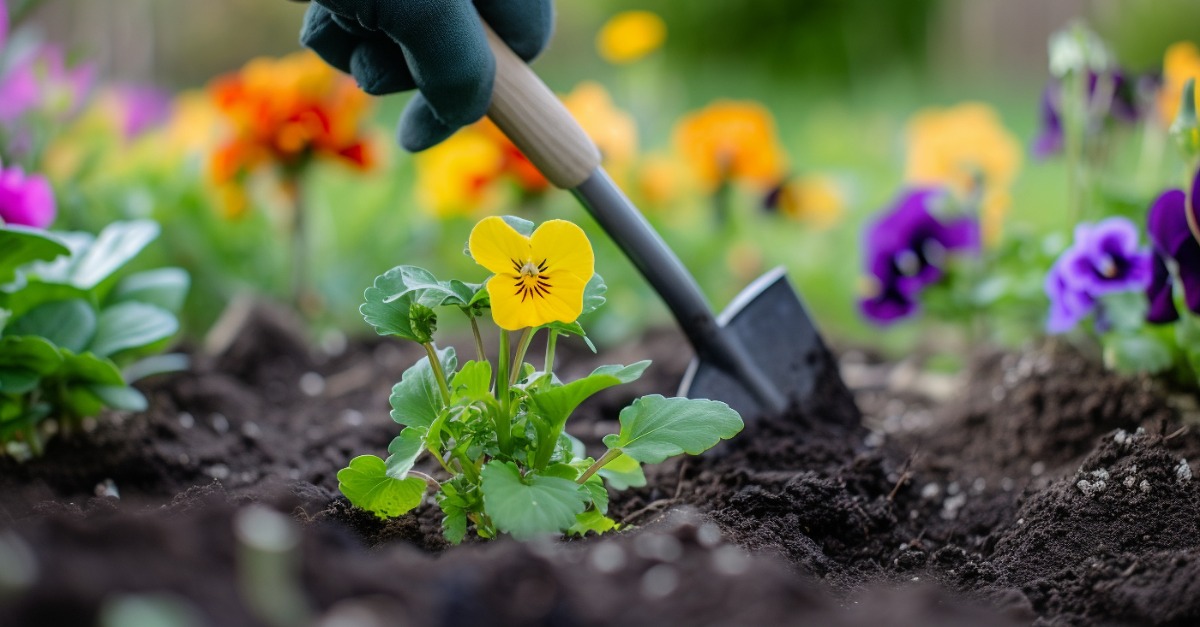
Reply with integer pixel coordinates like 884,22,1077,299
672,101,788,193
904,102,1020,245
765,175,846,230
1160,42,1200,125
476,119,551,195
415,127,507,217
563,81,638,176
208,51,375,191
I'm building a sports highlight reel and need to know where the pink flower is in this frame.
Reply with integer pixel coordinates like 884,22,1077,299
0,163,56,229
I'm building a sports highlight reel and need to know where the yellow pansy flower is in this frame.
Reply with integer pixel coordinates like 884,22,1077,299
672,100,788,193
768,175,846,230
1160,41,1200,125
469,217,595,331
596,11,666,65
415,128,506,217
562,81,639,175
904,102,1020,245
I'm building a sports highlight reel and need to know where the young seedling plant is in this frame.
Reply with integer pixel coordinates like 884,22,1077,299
339,216,744,541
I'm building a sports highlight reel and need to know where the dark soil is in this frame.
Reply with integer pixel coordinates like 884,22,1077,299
2,305,1199,626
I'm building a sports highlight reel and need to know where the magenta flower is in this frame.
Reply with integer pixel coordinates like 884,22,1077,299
859,188,979,323
1145,175,1200,324
0,163,56,229
0,44,95,125
1044,217,1152,333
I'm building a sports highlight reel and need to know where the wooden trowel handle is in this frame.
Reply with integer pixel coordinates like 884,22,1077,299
482,25,600,189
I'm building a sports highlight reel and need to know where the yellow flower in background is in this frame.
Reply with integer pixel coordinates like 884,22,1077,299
415,128,506,217
766,175,846,230
637,152,694,208
904,102,1020,244
563,81,638,174
596,11,666,65
469,217,595,331
672,101,788,193
1160,41,1200,125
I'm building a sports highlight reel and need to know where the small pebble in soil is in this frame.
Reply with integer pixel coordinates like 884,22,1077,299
1031,461,1046,476
339,409,364,427
177,412,195,429
210,413,230,434
589,542,627,574
1001,477,1015,492
971,478,987,494
320,330,348,357
633,533,683,563
207,464,230,480
1114,427,1146,449
920,482,940,499
1076,479,1106,497
864,431,885,448
1141,479,1151,493
1177,459,1192,483
710,545,751,576
299,372,326,397
241,421,262,439
941,493,967,520
640,564,679,600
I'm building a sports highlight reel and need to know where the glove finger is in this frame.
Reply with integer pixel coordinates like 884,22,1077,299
320,0,493,130
349,36,417,94
398,93,459,152
300,3,358,73
473,0,554,62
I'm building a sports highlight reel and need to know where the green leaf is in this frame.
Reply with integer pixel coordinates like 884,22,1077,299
440,502,468,545
0,335,64,376
337,455,427,520
9,299,97,353
544,321,596,353
603,395,744,464
360,266,445,342
108,268,190,313
0,368,39,394
567,510,618,537
0,280,91,320
581,273,606,316
69,220,160,290
501,215,535,237
528,361,650,433
597,452,647,490
89,302,178,358
1097,292,1146,334
583,474,609,514
380,266,471,308
0,225,69,285
385,428,427,479
480,461,589,539
0,308,8,335
58,350,125,386
1103,333,1174,375
122,353,189,383
88,385,148,411
1178,317,1200,383
452,360,492,402
389,347,456,429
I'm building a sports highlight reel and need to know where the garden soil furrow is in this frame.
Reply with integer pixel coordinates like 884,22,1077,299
2,307,1199,626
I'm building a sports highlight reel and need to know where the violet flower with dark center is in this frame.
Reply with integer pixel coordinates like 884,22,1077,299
1145,175,1200,324
0,162,56,229
1044,217,1152,333
1033,71,1141,159
859,188,979,323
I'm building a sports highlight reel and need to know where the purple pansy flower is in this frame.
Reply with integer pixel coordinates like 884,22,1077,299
1033,71,1142,159
1144,175,1200,324
1044,217,1152,333
859,188,980,323
0,161,56,229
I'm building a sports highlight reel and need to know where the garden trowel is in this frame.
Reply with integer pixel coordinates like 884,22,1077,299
482,26,857,423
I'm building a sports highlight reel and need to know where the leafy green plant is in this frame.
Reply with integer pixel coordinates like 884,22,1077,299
338,216,743,541
0,220,189,458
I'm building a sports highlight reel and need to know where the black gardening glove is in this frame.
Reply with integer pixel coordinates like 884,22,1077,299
299,0,554,151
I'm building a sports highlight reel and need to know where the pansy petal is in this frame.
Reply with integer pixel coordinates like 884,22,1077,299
469,216,533,277
1145,253,1179,324
1147,189,1189,258
530,219,595,281
485,270,587,331
1178,238,1200,316
937,217,980,252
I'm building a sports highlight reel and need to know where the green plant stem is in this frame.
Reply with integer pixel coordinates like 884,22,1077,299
544,330,559,375
495,331,513,454
577,448,624,484
468,314,486,363
509,328,535,386
423,342,452,406
409,470,441,490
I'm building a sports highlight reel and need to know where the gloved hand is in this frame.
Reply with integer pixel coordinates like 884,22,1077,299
300,0,554,152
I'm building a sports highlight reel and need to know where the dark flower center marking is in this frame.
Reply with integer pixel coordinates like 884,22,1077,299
510,258,552,302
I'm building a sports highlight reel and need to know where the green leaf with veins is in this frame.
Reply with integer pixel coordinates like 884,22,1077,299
337,455,427,520
69,220,160,291
583,474,609,514
440,501,468,545
568,510,618,537
360,266,447,342
580,273,606,316
603,395,744,464
9,299,96,353
89,302,178,358
0,225,69,285
380,266,470,309
385,428,427,479
0,335,64,377
527,361,649,434
597,452,647,490
452,360,492,402
389,347,456,429
544,321,596,353
480,461,589,539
